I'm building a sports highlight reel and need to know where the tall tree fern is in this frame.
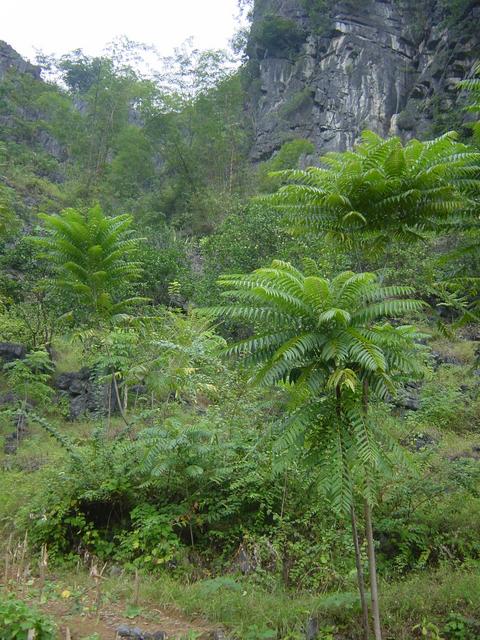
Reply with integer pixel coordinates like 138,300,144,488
35,205,146,320
206,260,427,640
263,130,480,247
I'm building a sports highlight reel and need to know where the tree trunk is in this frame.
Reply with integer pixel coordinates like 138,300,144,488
338,383,370,639
112,374,130,427
364,501,382,640
350,504,370,640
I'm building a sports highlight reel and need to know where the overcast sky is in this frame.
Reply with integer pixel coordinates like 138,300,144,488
2,0,242,64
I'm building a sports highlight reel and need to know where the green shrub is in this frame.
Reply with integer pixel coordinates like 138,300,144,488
443,612,480,639
0,595,56,639
116,504,181,569
249,15,305,58
257,138,315,193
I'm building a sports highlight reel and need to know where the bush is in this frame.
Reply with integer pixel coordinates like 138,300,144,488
249,15,305,58
0,595,56,639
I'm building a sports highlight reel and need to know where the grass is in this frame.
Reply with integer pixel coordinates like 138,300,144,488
4,564,479,639
381,564,480,639
429,336,478,366
51,334,84,373
108,566,480,638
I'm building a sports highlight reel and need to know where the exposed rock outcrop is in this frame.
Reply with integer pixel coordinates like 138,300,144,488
0,40,40,81
247,0,480,160
55,368,124,420
0,343,27,363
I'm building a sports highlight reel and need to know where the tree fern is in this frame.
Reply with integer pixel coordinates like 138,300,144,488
34,204,147,320
262,131,480,246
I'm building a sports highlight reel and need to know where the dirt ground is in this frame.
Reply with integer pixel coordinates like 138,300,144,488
3,580,215,640
42,599,214,639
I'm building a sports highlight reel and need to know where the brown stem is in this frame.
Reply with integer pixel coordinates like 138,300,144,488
351,505,370,640
365,501,382,640
112,374,130,427
133,568,140,607
338,383,370,638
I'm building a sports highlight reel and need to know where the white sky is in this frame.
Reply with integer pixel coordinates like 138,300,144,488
2,0,242,64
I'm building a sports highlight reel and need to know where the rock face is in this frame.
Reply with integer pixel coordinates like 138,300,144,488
247,0,480,160
0,40,40,82
55,368,123,420
55,368,103,421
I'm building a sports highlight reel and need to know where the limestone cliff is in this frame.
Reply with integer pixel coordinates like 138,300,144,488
246,0,480,160
0,41,40,82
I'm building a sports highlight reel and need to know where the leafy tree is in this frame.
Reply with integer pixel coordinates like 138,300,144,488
150,67,251,233
207,260,426,640
264,130,480,251
54,48,159,199
248,15,305,59
107,125,155,201
0,594,56,640
35,205,146,321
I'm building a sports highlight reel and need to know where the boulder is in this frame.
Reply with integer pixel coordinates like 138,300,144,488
116,627,167,640
394,383,421,411
0,342,26,362
305,616,320,640
55,368,105,420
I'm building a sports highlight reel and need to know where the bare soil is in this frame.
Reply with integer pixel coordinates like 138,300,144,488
42,599,213,639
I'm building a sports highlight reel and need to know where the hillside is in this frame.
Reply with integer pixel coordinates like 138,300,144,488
1,2,480,639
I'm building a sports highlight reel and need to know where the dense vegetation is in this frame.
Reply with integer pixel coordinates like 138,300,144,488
0,30,480,640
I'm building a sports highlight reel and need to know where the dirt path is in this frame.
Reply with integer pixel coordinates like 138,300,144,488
42,599,214,639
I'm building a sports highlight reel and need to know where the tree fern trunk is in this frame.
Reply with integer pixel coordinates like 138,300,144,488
338,383,370,640
362,379,382,640
365,501,382,640
350,504,370,640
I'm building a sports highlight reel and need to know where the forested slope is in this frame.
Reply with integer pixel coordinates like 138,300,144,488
1,2,480,638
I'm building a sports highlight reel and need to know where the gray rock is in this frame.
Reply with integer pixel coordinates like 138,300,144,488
246,1,480,160
69,394,88,421
108,564,123,577
432,351,462,367
116,627,167,640
305,615,320,640
0,391,17,406
4,434,19,455
55,372,77,390
55,368,113,420
412,433,437,451
394,383,421,411
69,378,87,395
401,394,420,411
0,41,40,81
116,626,144,639
0,343,26,362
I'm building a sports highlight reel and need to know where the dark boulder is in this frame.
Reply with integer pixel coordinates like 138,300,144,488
55,368,105,420
432,350,463,367
0,343,26,362
0,391,17,406
115,626,167,640
394,382,421,411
